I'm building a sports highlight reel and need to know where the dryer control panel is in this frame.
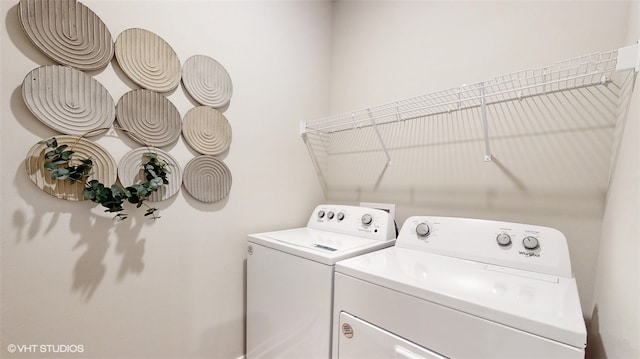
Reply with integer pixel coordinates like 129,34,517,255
307,205,396,241
397,216,573,278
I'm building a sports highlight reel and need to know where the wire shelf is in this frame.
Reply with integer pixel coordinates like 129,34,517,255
306,48,636,134
302,43,638,164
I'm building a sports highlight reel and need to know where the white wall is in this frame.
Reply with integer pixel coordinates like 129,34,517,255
588,2,640,358
0,1,328,358
327,0,632,321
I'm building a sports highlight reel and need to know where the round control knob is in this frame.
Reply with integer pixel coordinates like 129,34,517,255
337,212,345,221
416,223,430,237
523,236,539,250
496,233,512,246
327,211,335,220
361,214,373,226
317,210,325,219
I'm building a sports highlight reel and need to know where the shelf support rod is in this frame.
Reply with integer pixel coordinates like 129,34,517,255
367,109,392,165
350,112,359,130
480,83,492,162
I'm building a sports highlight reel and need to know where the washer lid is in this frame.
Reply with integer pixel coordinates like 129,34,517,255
249,228,395,265
335,247,587,348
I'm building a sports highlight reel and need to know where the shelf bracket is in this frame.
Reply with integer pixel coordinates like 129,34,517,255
350,112,361,130
367,109,392,165
480,84,492,162
395,102,403,121
616,41,640,73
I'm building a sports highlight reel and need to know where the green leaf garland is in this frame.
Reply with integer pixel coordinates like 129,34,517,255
39,137,169,220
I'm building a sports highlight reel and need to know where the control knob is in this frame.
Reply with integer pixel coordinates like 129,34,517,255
416,223,430,237
523,236,539,250
337,212,345,221
327,211,335,220
496,233,512,246
317,210,325,219
361,214,373,226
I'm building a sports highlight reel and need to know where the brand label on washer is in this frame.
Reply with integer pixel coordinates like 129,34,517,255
342,323,354,339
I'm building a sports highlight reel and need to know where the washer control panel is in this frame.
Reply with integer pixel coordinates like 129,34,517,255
308,204,396,241
397,216,572,277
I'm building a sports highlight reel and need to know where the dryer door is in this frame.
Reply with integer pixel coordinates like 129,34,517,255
338,312,447,359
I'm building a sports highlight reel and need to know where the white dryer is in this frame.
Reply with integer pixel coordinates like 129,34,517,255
332,216,587,358
247,204,396,359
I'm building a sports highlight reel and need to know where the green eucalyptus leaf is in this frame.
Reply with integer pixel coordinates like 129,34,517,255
43,162,58,171
111,185,127,199
51,168,70,179
44,150,58,159
38,138,58,148
149,177,163,189
87,180,102,190
138,187,149,198
83,188,95,200
95,188,111,202
60,151,74,161
54,144,68,154
68,172,83,183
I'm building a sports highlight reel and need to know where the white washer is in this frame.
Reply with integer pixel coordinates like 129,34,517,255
247,204,396,359
332,216,587,358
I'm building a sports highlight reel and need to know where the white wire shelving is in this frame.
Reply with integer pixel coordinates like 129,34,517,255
301,43,639,164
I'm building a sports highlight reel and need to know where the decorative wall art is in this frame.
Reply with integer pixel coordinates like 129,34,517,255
19,0,235,218
114,28,182,92
116,89,182,148
22,65,116,136
18,0,114,71
25,136,117,201
118,147,183,202
182,155,232,203
182,106,232,156
182,55,233,108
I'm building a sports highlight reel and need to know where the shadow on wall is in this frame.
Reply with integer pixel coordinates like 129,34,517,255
5,5,51,69
586,306,606,359
69,210,111,300
13,156,149,301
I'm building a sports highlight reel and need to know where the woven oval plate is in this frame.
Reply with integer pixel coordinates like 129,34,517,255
116,89,182,148
18,0,114,71
22,65,116,136
118,147,182,202
182,155,231,203
115,28,181,92
25,136,117,201
182,106,232,155
182,55,233,108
